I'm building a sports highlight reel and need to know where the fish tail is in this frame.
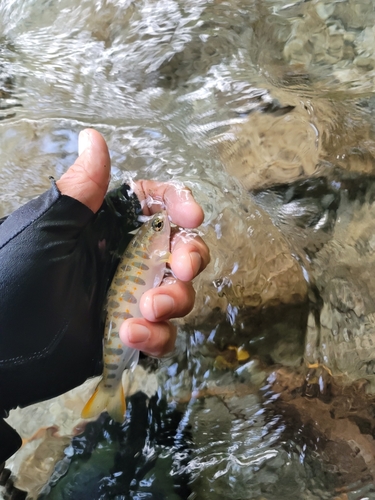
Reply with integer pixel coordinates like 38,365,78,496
81,379,126,423
107,383,127,423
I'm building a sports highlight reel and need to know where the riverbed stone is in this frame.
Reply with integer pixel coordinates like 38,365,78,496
217,102,321,190
306,179,375,388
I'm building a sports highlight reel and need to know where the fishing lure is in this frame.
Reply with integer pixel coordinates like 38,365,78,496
82,210,171,422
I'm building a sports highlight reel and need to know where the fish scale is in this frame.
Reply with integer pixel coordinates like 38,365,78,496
82,210,171,422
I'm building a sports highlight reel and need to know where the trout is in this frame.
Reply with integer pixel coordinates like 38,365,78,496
82,210,171,422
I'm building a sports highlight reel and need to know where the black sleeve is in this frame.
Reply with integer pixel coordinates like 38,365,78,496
0,181,142,462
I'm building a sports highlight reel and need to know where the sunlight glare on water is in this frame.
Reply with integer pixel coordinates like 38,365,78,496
2,0,375,499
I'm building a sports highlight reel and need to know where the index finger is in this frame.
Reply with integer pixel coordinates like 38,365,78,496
133,180,204,228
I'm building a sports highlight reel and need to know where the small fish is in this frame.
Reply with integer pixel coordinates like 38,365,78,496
82,210,171,422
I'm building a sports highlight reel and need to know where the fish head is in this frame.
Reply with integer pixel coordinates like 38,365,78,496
147,210,171,258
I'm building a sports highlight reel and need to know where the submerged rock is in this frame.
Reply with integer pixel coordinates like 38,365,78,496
217,101,321,190
184,178,308,331
306,177,375,388
270,366,375,491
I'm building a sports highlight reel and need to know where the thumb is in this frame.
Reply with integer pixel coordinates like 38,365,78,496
56,129,111,213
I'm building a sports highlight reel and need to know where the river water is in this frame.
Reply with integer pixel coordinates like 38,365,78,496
2,0,375,499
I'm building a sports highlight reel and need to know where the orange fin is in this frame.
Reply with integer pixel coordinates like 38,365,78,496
81,380,126,423
81,383,105,419
159,251,172,265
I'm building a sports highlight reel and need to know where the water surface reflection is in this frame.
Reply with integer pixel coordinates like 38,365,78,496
2,0,375,498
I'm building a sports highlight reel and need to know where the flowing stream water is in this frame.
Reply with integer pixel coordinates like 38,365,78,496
2,0,375,499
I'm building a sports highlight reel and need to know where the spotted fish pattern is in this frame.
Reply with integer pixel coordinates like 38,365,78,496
81,210,171,422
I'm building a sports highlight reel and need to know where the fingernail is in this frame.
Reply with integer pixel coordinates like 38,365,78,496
177,187,192,202
78,130,90,156
153,294,174,319
190,251,202,275
127,324,151,343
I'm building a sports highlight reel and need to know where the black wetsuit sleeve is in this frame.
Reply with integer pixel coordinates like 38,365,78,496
0,181,142,463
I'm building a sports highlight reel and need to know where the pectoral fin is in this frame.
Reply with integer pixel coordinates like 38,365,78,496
159,251,172,265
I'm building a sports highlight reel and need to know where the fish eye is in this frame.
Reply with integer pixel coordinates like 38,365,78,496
152,217,164,232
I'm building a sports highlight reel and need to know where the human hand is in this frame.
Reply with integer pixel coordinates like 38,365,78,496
0,128,208,462
57,129,210,358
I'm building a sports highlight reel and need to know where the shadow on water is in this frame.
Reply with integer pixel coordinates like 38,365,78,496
40,393,192,500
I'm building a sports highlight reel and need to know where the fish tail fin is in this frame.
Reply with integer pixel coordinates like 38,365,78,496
107,383,126,423
81,380,108,419
81,380,126,423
